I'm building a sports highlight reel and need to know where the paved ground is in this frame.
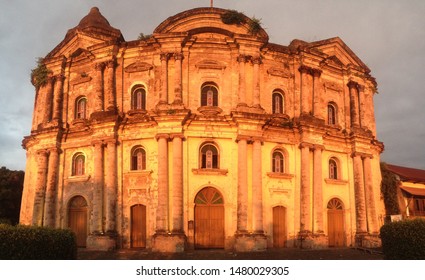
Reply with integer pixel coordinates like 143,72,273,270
77,247,384,260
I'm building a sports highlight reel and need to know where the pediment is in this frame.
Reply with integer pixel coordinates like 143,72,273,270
124,62,154,73
45,33,107,60
308,37,370,73
195,59,226,71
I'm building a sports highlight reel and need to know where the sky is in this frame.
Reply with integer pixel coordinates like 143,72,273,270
0,0,424,171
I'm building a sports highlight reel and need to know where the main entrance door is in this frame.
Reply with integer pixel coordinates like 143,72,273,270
273,206,286,248
68,196,88,248
131,204,147,248
194,187,224,249
327,198,345,247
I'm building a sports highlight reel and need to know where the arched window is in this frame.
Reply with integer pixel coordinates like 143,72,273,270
272,150,285,173
328,103,337,125
200,143,219,169
329,158,338,179
131,147,146,170
72,153,85,176
272,91,284,114
201,83,218,107
131,85,146,110
75,97,87,119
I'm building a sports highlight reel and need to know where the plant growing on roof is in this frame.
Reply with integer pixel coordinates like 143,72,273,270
221,10,246,25
249,16,263,35
30,57,51,90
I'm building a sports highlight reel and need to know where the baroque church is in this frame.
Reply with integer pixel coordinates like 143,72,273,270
20,6,385,252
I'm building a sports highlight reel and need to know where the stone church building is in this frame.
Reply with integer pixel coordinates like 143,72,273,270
20,7,385,252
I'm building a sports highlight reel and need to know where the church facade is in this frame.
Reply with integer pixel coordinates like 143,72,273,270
20,7,385,252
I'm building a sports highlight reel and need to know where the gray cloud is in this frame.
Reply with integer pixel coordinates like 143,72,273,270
1,0,424,170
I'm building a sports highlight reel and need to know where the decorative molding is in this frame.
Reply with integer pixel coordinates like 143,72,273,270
267,67,291,78
124,62,154,73
192,168,228,176
195,60,226,71
325,178,348,185
267,172,294,179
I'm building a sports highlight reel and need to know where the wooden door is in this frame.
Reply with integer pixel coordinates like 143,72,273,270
327,198,345,247
68,196,88,248
273,206,286,248
131,204,146,248
194,187,224,249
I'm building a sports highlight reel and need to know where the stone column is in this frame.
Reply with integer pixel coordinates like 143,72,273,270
52,75,64,121
313,145,323,233
159,53,169,104
299,66,311,115
105,60,116,111
42,76,54,123
300,143,311,232
312,69,322,118
156,134,169,232
252,139,263,233
43,148,60,227
173,53,183,104
237,55,247,106
358,85,366,128
32,150,49,226
363,155,378,233
348,81,360,127
252,57,261,107
237,137,248,233
353,154,367,233
105,140,117,233
92,141,104,233
94,63,105,112
171,135,184,233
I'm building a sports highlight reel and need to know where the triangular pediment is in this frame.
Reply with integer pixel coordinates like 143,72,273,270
308,37,370,73
45,33,106,59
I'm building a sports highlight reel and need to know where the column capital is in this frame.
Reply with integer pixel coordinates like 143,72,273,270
237,54,248,63
351,151,373,159
47,147,62,154
173,52,184,60
155,133,170,141
106,59,117,68
251,137,264,144
312,68,322,77
91,140,104,147
54,74,65,82
95,62,106,71
251,56,262,65
36,149,50,157
235,135,250,143
160,53,170,61
313,144,325,151
347,80,359,90
169,133,185,140
299,142,314,149
105,138,118,146
298,65,312,75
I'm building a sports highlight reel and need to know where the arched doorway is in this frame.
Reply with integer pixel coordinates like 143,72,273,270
194,187,224,249
131,204,147,248
273,206,286,248
68,196,88,248
327,198,345,247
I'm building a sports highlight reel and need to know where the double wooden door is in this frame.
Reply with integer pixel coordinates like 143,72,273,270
194,187,224,249
68,196,88,248
131,204,147,248
273,206,286,248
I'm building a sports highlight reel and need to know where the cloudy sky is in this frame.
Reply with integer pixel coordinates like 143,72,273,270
1,0,424,171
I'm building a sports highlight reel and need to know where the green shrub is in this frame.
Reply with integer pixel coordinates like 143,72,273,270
380,219,425,259
0,224,77,260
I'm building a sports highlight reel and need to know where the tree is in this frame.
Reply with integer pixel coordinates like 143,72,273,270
380,162,401,216
0,167,24,225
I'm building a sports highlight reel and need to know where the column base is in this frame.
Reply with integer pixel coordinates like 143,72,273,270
86,232,117,251
151,232,187,253
296,231,328,249
355,233,381,248
234,232,267,252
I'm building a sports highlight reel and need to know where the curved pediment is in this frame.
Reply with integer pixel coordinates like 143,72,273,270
124,62,154,73
195,59,226,71
153,8,268,42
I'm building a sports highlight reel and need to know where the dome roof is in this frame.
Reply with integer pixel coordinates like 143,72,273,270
64,7,123,42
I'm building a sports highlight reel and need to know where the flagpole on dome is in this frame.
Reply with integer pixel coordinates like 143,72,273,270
211,0,213,8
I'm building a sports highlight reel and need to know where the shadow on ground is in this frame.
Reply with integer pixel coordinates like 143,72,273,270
78,247,384,260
